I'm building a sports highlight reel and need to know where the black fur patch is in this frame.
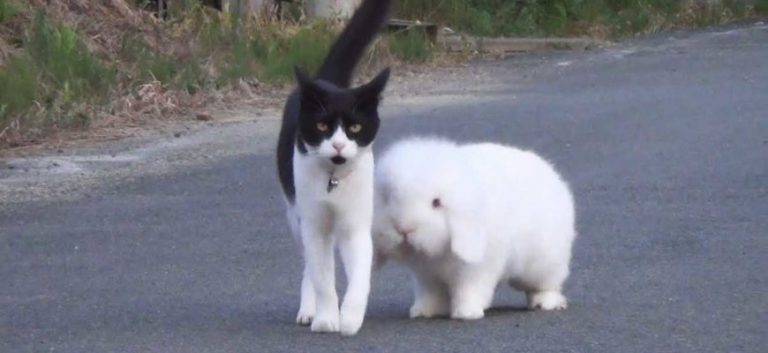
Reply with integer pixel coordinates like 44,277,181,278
295,69,388,150
276,0,392,204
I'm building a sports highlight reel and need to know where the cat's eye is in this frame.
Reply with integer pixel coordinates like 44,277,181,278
432,198,442,208
316,122,329,132
348,124,362,133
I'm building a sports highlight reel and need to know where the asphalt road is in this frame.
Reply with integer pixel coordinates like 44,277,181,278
2,24,767,353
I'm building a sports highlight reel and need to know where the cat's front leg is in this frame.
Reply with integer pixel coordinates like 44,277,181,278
296,263,316,325
409,273,449,319
302,223,340,333
337,231,372,336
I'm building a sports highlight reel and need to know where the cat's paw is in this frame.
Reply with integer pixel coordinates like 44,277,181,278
310,314,340,333
296,310,314,326
339,307,365,336
451,305,485,320
527,291,567,311
409,301,448,319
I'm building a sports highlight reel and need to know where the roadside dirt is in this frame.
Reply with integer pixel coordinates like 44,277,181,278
0,58,534,205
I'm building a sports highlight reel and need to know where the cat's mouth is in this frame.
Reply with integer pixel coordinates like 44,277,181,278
330,156,347,165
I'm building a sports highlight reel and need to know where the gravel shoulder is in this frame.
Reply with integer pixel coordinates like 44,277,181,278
1,21,764,207
0,55,542,205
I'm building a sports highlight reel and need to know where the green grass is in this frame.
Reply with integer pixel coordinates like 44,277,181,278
120,35,182,85
390,29,432,63
396,0,765,38
0,5,341,136
257,22,336,83
0,59,37,128
0,0,19,23
26,11,113,128
27,11,113,102
3,0,765,143
754,0,768,14
2,11,114,131
181,7,336,84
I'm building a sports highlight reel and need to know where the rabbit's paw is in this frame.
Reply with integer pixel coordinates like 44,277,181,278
409,300,449,319
451,304,485,320
527,291,567,311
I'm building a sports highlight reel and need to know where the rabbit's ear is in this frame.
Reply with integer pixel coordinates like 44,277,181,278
447,195,487,264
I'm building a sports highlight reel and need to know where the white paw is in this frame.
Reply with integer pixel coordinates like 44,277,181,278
528,291,567,311
451,305,485,320
409,301,448,319
339,307,365,336
296,309,314,326
310,314,340,333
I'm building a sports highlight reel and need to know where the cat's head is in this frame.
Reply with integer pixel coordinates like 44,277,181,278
294,66,390,165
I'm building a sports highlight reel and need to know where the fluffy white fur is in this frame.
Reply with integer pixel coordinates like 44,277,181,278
373,137,576,320
287,127,373,335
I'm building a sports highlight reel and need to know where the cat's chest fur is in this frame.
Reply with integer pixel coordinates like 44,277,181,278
292,146,374,208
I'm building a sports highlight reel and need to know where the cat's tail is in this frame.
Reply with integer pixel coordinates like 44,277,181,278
314,0,393,87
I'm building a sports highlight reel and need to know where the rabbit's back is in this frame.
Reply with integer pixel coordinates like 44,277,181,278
459,143,575,264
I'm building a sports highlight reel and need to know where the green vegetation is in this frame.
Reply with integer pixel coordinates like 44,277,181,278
1,0,765,146
257,22,336,83
396,0,766,37
0,59,36,128
756,0,768,14
389,28,432,63
27,12,113,104
0,0,19,23
1,11,113,132
171,2,336,85
0,3,338,142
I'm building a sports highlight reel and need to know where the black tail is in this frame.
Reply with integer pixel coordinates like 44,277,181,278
314,0,392,87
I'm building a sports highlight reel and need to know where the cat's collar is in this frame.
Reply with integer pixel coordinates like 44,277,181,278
327,167,354,193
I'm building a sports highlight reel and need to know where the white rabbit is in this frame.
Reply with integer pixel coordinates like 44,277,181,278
373,137,576,320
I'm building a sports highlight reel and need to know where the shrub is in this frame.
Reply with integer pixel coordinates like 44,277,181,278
257,22,336,83
27,11,113,104
0,59,37,129
0,0,18,23
389,29,432,63
754,0,768,15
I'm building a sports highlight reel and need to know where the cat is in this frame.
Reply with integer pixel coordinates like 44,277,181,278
275,0,392,336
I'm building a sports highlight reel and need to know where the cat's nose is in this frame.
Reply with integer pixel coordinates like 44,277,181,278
332,142,346,152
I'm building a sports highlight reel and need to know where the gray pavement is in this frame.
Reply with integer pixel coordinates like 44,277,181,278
2,23,767,352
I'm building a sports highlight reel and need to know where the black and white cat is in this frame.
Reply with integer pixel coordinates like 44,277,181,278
275,0,392,336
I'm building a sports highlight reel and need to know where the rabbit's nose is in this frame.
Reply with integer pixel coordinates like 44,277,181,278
395,225,415,237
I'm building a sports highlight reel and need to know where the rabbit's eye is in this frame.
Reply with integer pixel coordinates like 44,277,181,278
432,198,442,208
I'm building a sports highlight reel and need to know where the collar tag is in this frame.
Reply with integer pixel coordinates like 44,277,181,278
327,176,340,193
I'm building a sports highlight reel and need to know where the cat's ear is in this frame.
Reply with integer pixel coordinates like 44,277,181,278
295,66,326,108
355,67,390,110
